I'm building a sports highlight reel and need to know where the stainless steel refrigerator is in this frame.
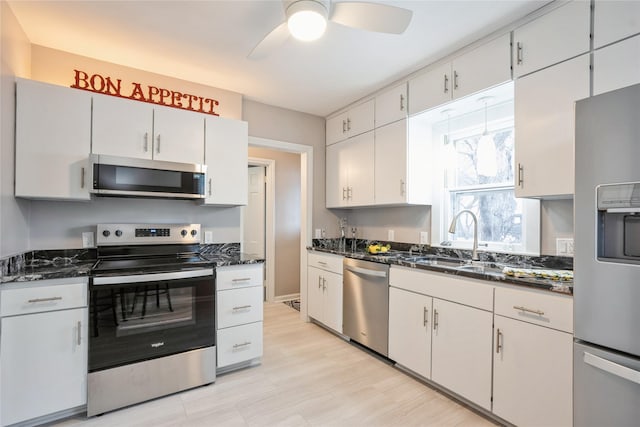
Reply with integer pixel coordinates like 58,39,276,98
574,83,640,426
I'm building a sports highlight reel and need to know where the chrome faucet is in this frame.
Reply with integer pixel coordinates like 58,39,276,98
448,210,480,261
351,227,357,253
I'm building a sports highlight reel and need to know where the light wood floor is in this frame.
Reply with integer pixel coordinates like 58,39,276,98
54,303,496,426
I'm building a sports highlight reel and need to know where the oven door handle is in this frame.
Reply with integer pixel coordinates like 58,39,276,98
92,269,214,285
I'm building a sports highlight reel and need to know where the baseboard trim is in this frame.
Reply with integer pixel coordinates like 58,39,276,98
272,293,300,303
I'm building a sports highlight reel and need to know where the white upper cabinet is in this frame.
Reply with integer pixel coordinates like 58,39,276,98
450,33,512,100
409,33,511,115
594,0,640,48
326,131,375,207
92,94,205,165
512,0,591,78
15,79,92,200
92,94,154,160
593,34,640,96
374,118,431,206
153,105,205,164
326,100,375,146
408,62,452,115
375,82,408,127
203,116,248,206
514,54,590,198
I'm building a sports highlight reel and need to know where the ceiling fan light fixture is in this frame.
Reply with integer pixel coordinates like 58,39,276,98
286,0,328,42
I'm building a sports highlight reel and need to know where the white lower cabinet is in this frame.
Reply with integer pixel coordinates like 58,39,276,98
431,298,493,410
307,265,343,333
388,287,432,379
492,315,573,426
0,279,88,426
216,264,264,370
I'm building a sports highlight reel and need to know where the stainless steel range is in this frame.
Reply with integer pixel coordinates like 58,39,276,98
87,223,215,417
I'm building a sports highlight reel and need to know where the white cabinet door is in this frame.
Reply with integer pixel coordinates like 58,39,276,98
594,0,640,48
452,33,512,100
326,111,349,146
322,270,343,333
153,105,205,164
307,266,325,322
375,82,408,127
1,308,88,426
493,315,573,427
408,63,452,115
325,142,345,208
514,54,590,198
92,94,154,159
431,298,493,410
203,116,248,205
388,287,432,379
346,100,375,139
512,1,591,78
594,35,640,96
15,79,91,200
375,120,407,205
344,131,375,207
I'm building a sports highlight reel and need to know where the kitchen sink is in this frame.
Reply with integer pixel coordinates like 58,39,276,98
397,253,505,275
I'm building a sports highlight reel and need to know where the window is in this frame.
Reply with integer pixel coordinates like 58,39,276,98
417,82,540,255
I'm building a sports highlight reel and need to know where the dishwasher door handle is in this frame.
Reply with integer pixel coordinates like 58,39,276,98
344,265,388,278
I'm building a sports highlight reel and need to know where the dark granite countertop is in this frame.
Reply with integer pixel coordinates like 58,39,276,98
308,245,573,296
1,244,264,285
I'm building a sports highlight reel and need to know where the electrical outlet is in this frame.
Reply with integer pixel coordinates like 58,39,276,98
420,231,429,245
82,232,94,248
388,230,395,241
556,238,574,256
315,228,322,239
204,231,214,244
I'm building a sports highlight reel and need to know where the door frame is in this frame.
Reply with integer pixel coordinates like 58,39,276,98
244,158,276,302
248,136,313,322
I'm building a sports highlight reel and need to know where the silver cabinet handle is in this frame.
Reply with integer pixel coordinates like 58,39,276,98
453,71,459,90
317,261,328,266
584,352,640,385
347,118,351,131
144,132,149,152
513,305,545,316
232,305,252,311
517,163,524,187
400,94,405,111
77,321,82,346
516,42,523,65
342,119,347,133
28,296,62,303
443,74,449,93
156,134,161,153
233,341,252,349
347,187,353,200
322,277,327,291
318,276,322,289
232,277,252,283
81,167,85,189
400,179,406,196
342,187,347,201
208,178,212,196
496,328,503,353
433,309,439,331
423,307,428,327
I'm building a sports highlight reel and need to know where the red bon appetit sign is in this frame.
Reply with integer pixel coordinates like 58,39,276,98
70,69,220,116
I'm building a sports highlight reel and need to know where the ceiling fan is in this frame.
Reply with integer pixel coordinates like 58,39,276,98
248,0,413,59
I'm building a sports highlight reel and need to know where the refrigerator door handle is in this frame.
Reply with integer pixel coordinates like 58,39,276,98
584,351,640,385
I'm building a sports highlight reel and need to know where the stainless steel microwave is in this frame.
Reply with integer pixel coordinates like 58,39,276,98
89,154,206,199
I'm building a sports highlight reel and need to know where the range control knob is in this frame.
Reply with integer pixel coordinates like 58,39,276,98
181,229,188,237
115,230,123,237
191,229,198,237
102,230,110,237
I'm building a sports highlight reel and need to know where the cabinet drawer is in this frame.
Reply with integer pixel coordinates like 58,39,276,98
217,287,263,329
1,279,87,317
217,321,263,368
307,252,343,274
390,266,494,311
216,264,263,291
494,286,573,333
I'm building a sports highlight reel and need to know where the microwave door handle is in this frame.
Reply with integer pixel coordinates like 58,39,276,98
584,352,640,385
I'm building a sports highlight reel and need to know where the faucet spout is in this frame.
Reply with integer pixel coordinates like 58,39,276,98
448,210,480,261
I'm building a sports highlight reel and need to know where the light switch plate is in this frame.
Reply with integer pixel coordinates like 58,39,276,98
388,230,395,241
420,231,429,244
315,228,322,239
82,232,94,248
556,238,574,256
204,231,214,244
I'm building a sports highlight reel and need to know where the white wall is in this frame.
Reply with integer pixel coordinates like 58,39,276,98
0,1,31,257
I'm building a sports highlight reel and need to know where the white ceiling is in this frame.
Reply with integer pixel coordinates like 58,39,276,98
7,0,550,117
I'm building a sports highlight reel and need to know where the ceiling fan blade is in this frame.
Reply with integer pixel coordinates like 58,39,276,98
248,22,290,60
330,1,413,34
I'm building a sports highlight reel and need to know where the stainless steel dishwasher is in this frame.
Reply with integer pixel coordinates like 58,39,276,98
342,258,390,356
